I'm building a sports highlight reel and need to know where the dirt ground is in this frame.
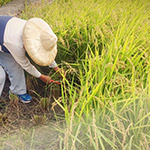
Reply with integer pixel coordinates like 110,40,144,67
0,0,44,15
0,76,64,150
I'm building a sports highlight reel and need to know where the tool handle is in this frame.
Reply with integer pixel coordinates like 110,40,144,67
50,79,61,85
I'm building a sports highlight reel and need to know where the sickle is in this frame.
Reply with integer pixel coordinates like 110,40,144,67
50,79,61,85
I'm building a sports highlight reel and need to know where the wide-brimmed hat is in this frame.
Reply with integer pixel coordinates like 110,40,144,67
23,18,57,66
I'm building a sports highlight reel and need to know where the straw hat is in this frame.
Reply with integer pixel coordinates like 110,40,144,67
23,18,57,66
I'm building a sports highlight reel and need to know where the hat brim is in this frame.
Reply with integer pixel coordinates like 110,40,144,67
23,18,57,66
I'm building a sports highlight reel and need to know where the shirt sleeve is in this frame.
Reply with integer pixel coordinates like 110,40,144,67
49,60,58,68
4,42,41,78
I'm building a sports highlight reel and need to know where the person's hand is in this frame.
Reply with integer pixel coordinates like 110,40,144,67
39,74,61,84
53,66,66,78
39,74,53,84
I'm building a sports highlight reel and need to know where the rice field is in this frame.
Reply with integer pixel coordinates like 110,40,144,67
1,0,150,149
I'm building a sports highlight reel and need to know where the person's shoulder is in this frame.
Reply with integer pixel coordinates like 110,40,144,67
4,42,25,54
11,17,27,24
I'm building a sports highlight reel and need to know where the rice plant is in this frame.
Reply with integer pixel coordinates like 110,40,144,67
22,0,150,119
40,97,51,111
32,114,48,125
20,0,150,149
57,95,150,149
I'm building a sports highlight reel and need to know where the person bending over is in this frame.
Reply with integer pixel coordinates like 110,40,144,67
0,16,63,103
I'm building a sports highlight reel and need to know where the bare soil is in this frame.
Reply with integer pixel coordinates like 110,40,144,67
0,0,43,15
0,75,63,131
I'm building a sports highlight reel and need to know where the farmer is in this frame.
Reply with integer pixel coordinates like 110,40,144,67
0,15,63,103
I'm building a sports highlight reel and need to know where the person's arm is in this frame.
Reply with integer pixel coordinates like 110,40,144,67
4,43,61,84
49,60,58,68
53,66,65,77
39,74,53,83
49,60,65,77
4,42,41,78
